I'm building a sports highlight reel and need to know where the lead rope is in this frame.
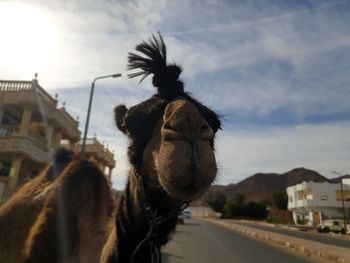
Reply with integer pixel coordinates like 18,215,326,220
130,174,188,263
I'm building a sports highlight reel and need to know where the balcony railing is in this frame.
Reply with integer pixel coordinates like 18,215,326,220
28,130,48,149
105,148,114,161
59,108,79,129
0,135,50,163
75,138,115,167
0,125,20,137
0,80,32,91
33,81,58,108
1,80,80,140
0,80,58,109
0,124,48,148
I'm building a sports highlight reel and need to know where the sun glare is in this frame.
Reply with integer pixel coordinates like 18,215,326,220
0,2,60,78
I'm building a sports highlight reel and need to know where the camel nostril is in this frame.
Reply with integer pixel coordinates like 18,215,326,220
162,122,181,140
163,122,178,133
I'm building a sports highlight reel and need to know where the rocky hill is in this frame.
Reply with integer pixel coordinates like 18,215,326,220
196,167,332,205
329,174,350,183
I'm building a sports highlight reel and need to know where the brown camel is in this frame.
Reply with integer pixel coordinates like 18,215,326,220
0,34,221,263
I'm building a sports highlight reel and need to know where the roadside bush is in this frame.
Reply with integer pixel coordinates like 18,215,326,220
243,202,268,219
205,191,227,212
267,209,293,224
271,191,288,210
222,201,267,219
222,202,243,218
296,217,309,225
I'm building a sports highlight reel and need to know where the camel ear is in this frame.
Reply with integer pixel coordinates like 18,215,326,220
114,105,128,134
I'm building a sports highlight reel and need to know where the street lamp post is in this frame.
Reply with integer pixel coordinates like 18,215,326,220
80,73,122,154
332,171,347,231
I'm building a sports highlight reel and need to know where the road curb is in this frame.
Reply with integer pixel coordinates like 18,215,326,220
205,219,350,263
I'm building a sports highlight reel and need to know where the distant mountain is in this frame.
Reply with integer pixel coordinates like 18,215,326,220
330,174,350,183
195,168,330,205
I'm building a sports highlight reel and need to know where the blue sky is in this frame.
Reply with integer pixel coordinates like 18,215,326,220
1,0,350,189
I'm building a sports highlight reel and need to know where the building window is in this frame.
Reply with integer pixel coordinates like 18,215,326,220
296,212,309,225
297,193,303,200
320,193,328,201
297,189,313,200
2,112,20,125
335,190,350,201
0,161,11,177
289,196,293,202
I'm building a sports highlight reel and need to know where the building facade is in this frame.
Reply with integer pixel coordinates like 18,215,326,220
0,79,115,202
287,180,350,226
80,138,115,179
62,137,116,180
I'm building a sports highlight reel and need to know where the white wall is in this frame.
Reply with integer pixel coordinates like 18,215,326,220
315,206,343,219
287,181,350,209
287,181,350,225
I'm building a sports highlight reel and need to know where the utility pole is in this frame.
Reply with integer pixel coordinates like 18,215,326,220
340,179,347,231
81,73,122,154
332,171,347,232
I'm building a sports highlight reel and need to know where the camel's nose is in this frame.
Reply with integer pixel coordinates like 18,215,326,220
162,99,214,142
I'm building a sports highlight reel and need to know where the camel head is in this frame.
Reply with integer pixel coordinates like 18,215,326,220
115,34,221,202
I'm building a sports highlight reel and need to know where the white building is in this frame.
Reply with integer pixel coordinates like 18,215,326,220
287,180,350,226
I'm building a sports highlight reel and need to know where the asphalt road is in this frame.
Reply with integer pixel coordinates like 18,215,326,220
231,220,350,249
162,219,312,263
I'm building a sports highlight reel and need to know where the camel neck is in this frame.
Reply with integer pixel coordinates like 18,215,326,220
113,171,180,263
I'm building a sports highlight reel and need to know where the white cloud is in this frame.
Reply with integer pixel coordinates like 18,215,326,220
216,122,350,184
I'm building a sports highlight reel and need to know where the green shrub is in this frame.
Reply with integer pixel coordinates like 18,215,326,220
222,201,267,219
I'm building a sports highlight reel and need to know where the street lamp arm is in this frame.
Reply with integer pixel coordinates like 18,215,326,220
81,73,122,154
93,73,122,83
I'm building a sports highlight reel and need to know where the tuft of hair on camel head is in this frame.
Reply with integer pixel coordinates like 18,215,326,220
127,33,184,101
114,32,221,137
